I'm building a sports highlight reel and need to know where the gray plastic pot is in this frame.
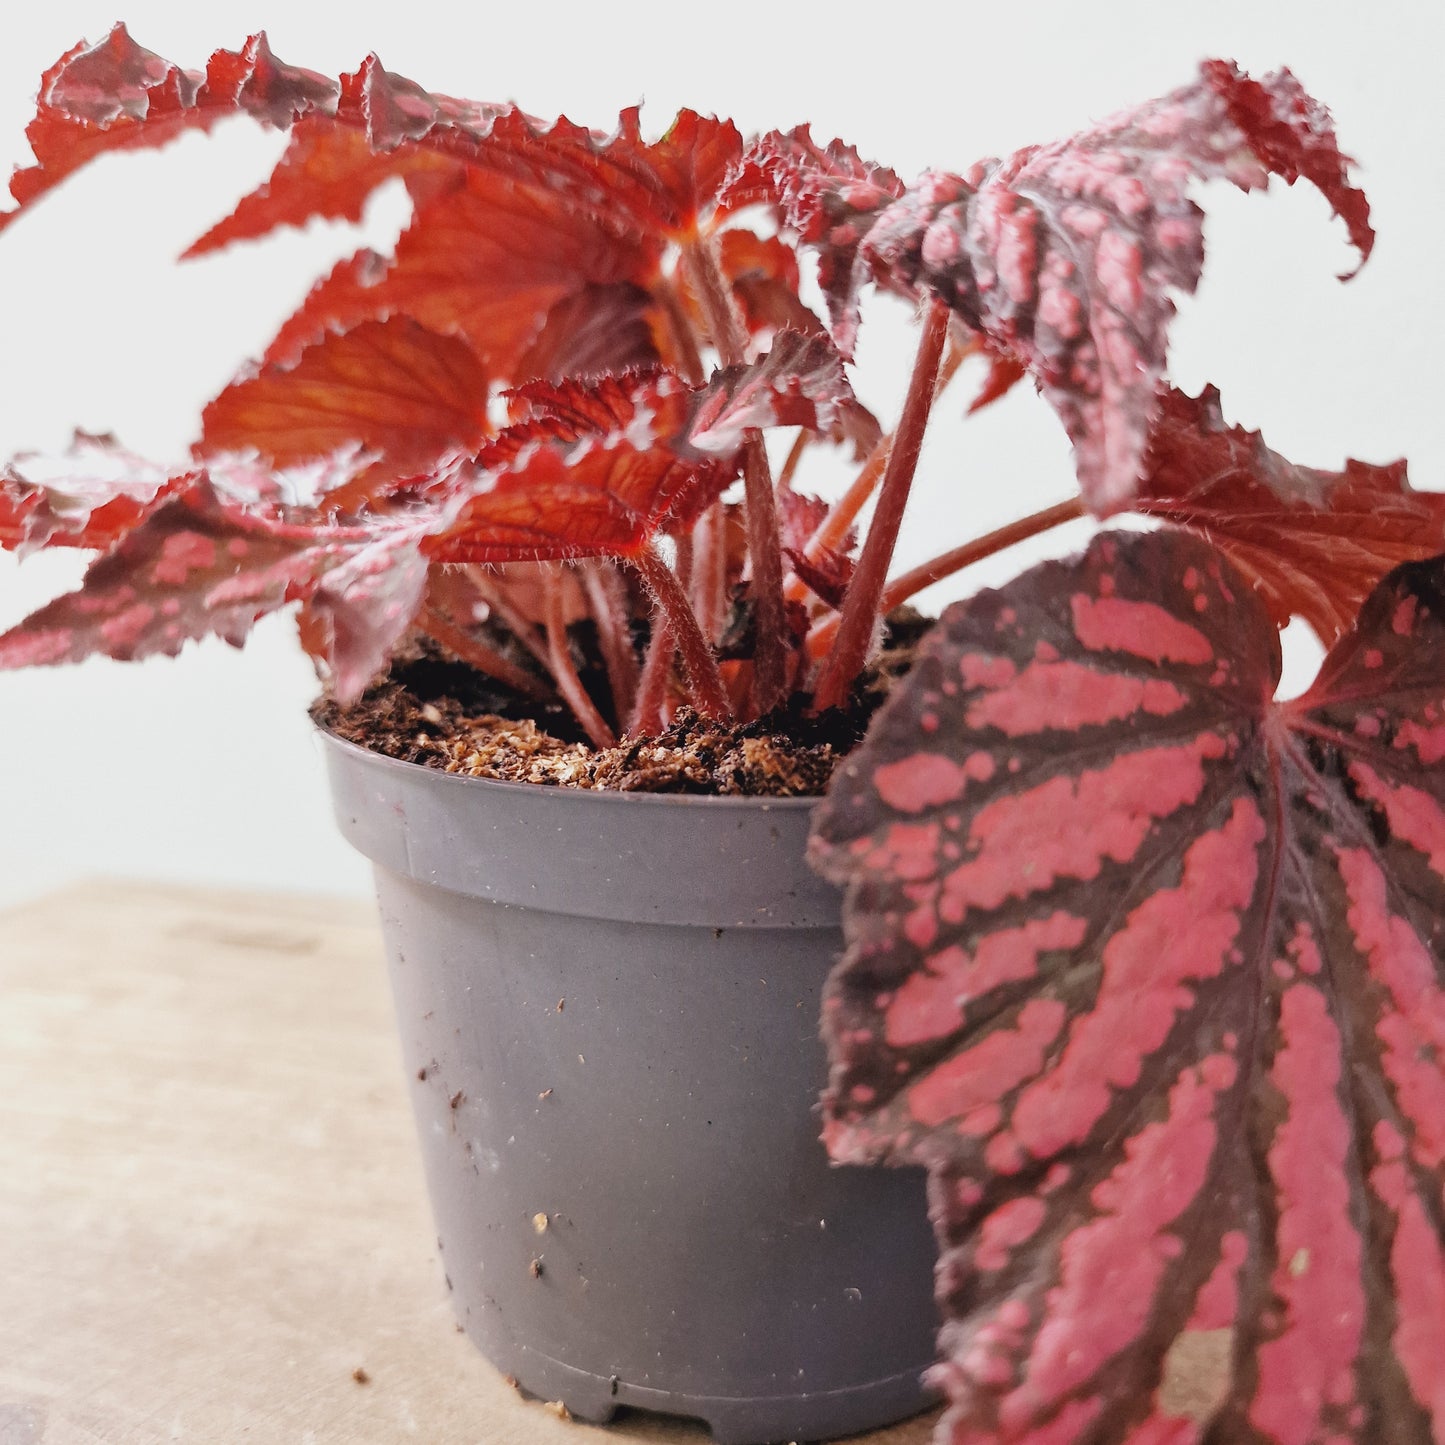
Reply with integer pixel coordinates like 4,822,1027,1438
321,730,938,1444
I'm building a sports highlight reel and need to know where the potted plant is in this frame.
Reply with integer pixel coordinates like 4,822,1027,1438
4,27,1443,1445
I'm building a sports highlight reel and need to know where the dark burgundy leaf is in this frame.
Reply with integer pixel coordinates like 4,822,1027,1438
0,479,427,699
1137,386,1445,644
424,371,734,563
199,316,492,514
0,433,184,553
810,528,1445,1443
849,63,1371,514
725,127,905,356
294,528,432,699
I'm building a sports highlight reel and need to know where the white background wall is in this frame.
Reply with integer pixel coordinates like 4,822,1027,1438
0,0,1440,910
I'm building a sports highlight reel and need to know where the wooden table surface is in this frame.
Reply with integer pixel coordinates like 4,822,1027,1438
0,882,938,1445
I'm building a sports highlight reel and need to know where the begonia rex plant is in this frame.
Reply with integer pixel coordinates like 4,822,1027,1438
2,27,1443,1444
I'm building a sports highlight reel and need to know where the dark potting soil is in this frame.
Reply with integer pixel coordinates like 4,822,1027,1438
315,609,932,797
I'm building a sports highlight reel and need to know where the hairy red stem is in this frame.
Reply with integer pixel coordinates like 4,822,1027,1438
811,299,950,712
628,622,674,736
805,497,1086,660
682,238,788,715
630,546,732,721
580,561,640,728
419,606,549,701
691,505,729,645
784,336,969,606
883,498,1086,609
543,566,616,749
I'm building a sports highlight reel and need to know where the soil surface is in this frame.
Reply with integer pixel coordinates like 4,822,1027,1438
316,610,931,797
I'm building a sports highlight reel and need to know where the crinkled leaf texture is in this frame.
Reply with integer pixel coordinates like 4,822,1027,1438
810,528,1445,1444
688,329,879,457
0,479,429,701
1138,387,1445,644
428,337,862,563
7,29,750,388
427,370,727,562
757,62,1371,514
725,127,905,357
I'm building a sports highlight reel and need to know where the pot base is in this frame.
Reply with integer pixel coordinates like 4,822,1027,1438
486,1332,937,1443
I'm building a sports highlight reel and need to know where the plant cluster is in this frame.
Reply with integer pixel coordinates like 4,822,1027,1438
3,28,1444,1444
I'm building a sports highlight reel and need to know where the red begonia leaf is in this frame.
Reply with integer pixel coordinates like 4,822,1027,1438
183,117,461,259
772,63,1370,513
966,349,1028,415
426,338,858,566
689,330,876,456
725,127,905,357
0,433,184,553
512,282,662,387
10,34,744,390
424,371,733,563
182,53,505,255
1136,386,1445,644
3,27,337,229
263,163,662,382
810,528,1445,1443
198,316,492,514
256,105,743,380
780,489,856,609
0,479,427,700
714,228,824,340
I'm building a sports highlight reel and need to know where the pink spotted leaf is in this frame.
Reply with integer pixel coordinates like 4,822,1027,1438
0,433,184,554
779,62,1371,513
810,527,1445,1443
0,478,429,700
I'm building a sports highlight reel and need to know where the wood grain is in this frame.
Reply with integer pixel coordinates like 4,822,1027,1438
0,881,938,1445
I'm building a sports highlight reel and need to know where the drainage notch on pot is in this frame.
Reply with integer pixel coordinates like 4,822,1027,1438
323,730,940,1444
